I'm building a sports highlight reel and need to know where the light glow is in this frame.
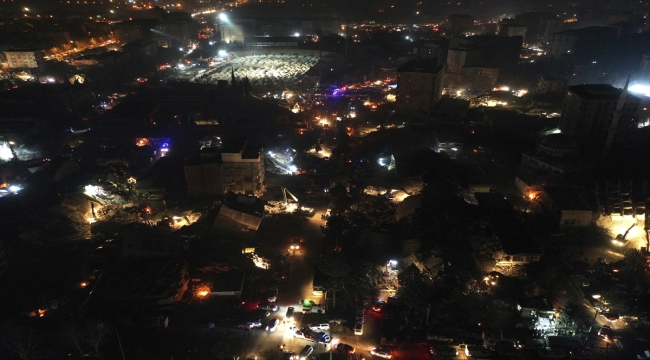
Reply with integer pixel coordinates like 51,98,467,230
84,185,101,197
629,84,650,97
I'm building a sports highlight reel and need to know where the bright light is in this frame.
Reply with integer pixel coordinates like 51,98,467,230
8,185,21,193
629,84,650,97
294,32,300,37
195,286,211,298
0,142,14,161
23,7,29,11
87,217,96,224
218,50,227,57
289,165,298,172
178,64,185,70
79,281,88,288
218,13,228,21
84,185,101,196
179,47,184,52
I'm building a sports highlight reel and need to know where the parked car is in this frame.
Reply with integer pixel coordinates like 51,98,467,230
603,312,620,322
573,274,590,287
286,307,295,320
427,333,454,342
258,302,279,311
239,320,262,329
370,348,392,359
336,343,355,354
538,347,566,359
266,318,280,332
372,300,386,313
465,345,490,358
299,345,313,359
356,309,365,322
430,345,457,357
524,337,546,350
354,322,363,335
267,289,278,303
599,325,613,340
310,323,330,331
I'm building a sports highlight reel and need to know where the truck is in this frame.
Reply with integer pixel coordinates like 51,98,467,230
312,271,326,297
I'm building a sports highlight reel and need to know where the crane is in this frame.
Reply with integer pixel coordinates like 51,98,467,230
281,187,314,216
612,223,635,246
282,187,299,206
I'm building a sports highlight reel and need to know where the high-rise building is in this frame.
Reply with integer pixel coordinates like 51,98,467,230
153,22,192,48
447,14,474,36
515,12,565,44
220,24,245,44
446,45,480,74
3,49,44,69
497,19,527,38
396,59,444,114
414,39,448,62
184,141,265,196
559,83,640,156
548,26,619,58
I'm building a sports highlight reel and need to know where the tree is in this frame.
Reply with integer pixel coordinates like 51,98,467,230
60,319,113,359
557,301,583,331
0,323,41,360
397,263,436,307
242,77,251,97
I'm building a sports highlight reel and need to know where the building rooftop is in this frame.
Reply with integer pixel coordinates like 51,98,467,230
245,36,298,42
539,133,577,150
4,48,43,52
568,84,631,100
76,51,125,61
518,296,554,312
475,192,516,217
543,187,592,211
397,59,443,74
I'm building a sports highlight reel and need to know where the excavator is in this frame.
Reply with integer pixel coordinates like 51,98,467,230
282,187,314,217
612,223,635,247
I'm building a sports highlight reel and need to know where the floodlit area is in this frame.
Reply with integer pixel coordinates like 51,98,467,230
266,148,298,175
597,216,647,250
191,54,319,86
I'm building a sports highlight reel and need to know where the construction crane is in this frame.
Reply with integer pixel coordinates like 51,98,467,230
612,223,635,247
282,187,314,216
282,187,299,206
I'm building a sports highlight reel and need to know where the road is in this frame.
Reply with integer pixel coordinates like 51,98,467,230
242,203,330,359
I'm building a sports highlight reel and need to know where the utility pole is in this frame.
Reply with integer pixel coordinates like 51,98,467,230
344,19,348,57
317,27,323,88
588,309,599,333
115,328,126,360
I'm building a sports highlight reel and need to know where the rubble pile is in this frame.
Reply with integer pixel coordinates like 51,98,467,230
193,54,318,86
